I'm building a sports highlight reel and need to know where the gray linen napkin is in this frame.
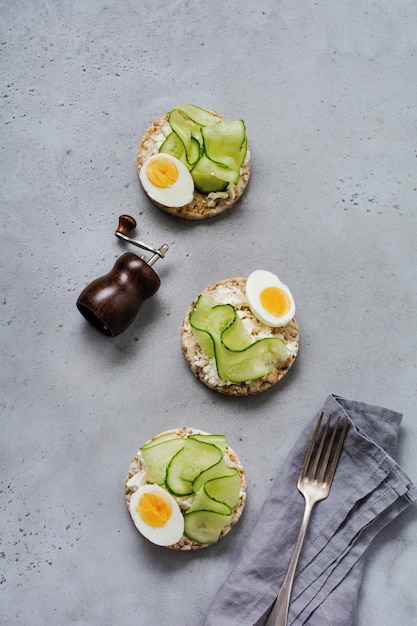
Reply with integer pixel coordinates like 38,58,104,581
203,394,417,626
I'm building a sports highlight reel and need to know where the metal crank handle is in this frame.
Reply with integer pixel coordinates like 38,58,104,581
115,214,169,265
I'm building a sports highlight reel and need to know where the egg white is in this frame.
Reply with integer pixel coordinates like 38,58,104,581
246,269,295,328
129,484,185,546
139,153,194,207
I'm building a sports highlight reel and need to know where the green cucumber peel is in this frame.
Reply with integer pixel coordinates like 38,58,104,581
165,448,194,496
192,457,229,493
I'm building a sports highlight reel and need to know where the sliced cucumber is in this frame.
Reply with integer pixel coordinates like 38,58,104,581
173,104,220,127
205,468,241,509
168,109,200,166
158,105,247,194
165,448,194,496
189,433,226,455
189,295,289,382
202,120,247,170
190,160,229,194
159,132,187,167
184,510,232,545
180,438,222,483
221,307,252,350
220,336,288,382
189,296,216,357
140,431,179,449
159,131,201,170
188,485,232,515
191,154,238,193
196,153,241,184
191,297,251,353
140,437,185,485
190,296,251,349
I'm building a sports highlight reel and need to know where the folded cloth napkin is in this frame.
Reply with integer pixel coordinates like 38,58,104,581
203,394,417,626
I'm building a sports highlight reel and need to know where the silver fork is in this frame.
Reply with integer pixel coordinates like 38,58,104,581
265,412,349,626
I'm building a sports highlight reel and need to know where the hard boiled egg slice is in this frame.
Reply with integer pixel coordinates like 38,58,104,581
129,484,184,546
139,153,194,207
246,270,295,328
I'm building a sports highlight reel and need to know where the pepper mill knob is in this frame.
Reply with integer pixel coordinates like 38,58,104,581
116,214,137,236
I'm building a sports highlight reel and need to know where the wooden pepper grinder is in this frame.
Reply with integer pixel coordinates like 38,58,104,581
76,215,169,337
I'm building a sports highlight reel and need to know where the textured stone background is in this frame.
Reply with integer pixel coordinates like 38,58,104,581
1,1,416,624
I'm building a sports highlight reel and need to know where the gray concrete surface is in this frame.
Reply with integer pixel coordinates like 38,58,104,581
1,1,416,624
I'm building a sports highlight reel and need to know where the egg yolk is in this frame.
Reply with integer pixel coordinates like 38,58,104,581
137,492,172,527
260,286,291,317
146,157,179,188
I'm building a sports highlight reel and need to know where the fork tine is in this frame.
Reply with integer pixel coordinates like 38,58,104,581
300,414,349,484
310,414,331,478
299,412,324,480
317,415,341,482
325,417,349,485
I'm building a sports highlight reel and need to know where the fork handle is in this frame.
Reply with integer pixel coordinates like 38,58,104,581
265,497,315,626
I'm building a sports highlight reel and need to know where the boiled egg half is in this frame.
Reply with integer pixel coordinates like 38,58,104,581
139,153,194,207
246,270,295,327
129,483,184,546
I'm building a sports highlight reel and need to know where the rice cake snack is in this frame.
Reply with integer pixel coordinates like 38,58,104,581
137,104,250,219
181,274,299,396
125,427,246,550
